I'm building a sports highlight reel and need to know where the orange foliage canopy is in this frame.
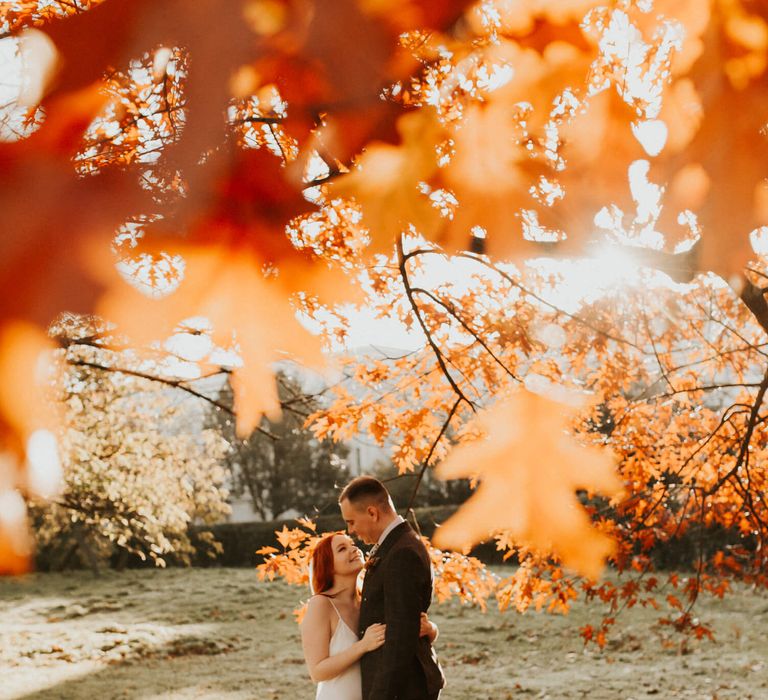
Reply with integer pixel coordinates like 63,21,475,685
3,0,768,641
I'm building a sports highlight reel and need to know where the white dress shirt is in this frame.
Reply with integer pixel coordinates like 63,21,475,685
369,515,405,557
377,515,405,546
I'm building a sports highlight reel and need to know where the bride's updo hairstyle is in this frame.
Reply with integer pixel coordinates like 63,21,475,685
310,533,338,595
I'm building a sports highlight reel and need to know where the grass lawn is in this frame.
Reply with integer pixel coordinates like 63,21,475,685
2,567,768,699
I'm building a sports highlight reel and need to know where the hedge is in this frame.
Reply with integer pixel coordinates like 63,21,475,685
35,506,748,571
188,505,506,567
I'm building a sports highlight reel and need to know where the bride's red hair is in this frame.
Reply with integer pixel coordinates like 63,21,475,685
311,533,338,594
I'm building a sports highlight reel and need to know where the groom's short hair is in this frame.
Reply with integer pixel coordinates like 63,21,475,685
339,476,392,510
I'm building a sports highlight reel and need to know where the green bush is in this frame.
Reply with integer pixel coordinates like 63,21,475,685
192,506,466,568
39,505,743,571
178,505,505,567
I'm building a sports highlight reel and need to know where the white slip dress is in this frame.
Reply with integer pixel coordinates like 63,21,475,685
316,599,362,700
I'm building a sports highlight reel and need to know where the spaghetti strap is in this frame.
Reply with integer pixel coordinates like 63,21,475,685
317,594,341,617
318,594,356,636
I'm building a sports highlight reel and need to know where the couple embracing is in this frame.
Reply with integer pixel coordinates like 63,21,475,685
300,476,445,700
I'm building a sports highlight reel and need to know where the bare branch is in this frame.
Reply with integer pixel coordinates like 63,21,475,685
405,396,463,519
397,236,476,411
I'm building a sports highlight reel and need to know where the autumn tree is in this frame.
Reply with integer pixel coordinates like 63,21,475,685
3,0,768,644
373,463,473,511
33,314,231,569
228,371,350,520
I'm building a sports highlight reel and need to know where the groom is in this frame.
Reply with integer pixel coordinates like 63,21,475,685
339,476,445,700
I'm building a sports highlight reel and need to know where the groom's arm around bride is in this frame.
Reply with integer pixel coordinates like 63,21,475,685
339,476,445,700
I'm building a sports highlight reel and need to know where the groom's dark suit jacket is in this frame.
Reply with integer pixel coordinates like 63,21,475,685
358,521,445,700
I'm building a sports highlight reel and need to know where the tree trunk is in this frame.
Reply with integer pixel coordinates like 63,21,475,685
73,525,101,576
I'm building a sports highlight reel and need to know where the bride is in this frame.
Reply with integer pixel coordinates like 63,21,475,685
300,532,437,700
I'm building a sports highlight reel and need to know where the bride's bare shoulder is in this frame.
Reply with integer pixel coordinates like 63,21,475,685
302,594,333,623
308,594,334,607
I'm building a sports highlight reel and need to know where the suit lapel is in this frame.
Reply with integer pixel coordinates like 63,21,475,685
361,521,410,589
374,520,410,562
360,530,392,635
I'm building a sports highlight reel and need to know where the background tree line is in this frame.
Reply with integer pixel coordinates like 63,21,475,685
35,315,471,571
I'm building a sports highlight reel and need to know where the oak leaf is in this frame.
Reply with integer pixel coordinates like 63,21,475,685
96,244,328,436
0,489,31,576
0,322,58,440
434,390,622,580
330,110,443,251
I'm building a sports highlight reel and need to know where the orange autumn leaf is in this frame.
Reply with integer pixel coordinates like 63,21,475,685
296,516,317,532
0,322,63,575
293,603,309,625
433,390,622,580
0,460,32,576
256,545,279,556
0,322,58,440
0,524,31,576
275,526,302,550
96,245,327,436
1,1,110,34
330,110,443,251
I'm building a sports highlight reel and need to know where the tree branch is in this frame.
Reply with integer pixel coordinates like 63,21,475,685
411,286,520,383
707,364,768,496
739,275,768,337
405,396,463,526
67,359,278,441
397,236,476,411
